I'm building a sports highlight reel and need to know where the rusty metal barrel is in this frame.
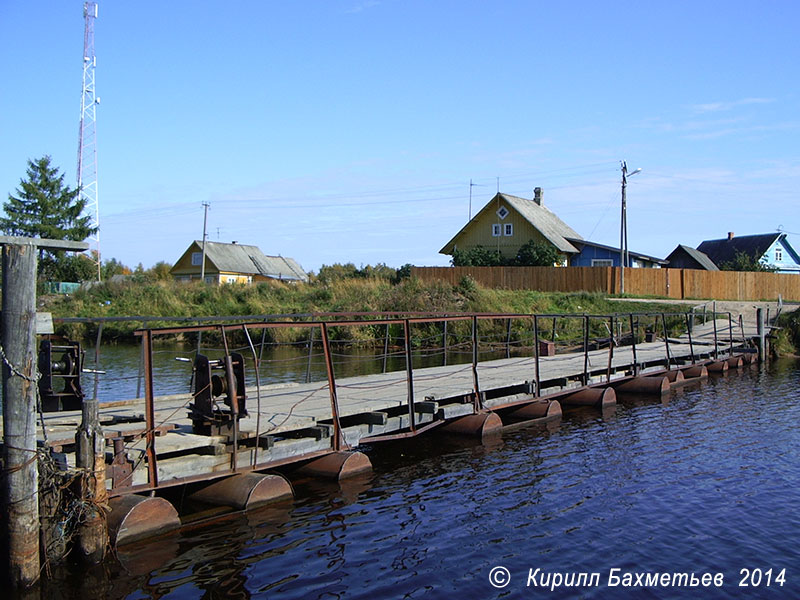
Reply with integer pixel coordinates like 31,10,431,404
188,473,293,510
440,412,503,437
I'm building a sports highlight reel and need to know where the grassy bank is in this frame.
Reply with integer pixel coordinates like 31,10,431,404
44,274,692,345
775,309,800,355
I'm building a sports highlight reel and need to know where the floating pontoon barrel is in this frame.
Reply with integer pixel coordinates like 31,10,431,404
663,370,685,384
440,412,503,437
706,360,729,373
506,399,562,420
297,451,372,480
187,473,293,510
107,495,181,548
560,387,616,407
741,352,758,365
681,365,708,379
726,356,744,369
613,375,670,395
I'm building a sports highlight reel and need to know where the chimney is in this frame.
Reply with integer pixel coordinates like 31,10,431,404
727,232,734,240
534,187,543,206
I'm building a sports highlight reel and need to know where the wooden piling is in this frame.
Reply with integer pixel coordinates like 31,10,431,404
1,242,40,587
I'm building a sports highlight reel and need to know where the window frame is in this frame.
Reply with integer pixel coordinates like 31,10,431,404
504,223,513,236
591,259,614,267
492,224,501,237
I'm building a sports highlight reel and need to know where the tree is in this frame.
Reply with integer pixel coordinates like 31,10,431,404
1,156,97,281
514,240,561,266
719,251,777,272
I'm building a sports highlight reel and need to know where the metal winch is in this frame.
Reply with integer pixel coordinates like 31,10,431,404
189,352,247,435
37,336,84,412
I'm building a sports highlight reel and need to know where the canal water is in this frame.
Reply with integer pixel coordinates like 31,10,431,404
43,358,799,599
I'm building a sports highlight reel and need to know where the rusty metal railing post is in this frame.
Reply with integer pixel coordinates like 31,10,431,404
606,315,614,382
443,319,449,367
583,315,589,385
142,328,158,487
257,318,269,365
305,325,315,383
712,308,719,360
382,323,390,374
472,316,482,411
629,314,639,375
533,315,541,397
403,319,416,432
242,324,263,468
136,320,147,399
506,317,512,359
739,314,746,346
220,325,239,471
661,313,672,369
728,313,734,356
320,322,343,451
685,313,695,364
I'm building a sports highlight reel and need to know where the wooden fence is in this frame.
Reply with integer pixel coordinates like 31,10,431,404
411,266,800,301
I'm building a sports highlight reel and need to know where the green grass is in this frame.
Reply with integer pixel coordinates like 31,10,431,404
46,276,690,344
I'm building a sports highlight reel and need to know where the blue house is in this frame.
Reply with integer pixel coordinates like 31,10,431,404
696,232,800,274
566,238,667,268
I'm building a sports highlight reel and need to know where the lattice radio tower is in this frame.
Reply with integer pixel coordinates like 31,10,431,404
77,1,101,280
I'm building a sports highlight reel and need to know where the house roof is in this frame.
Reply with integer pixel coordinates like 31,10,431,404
665,244,719,270
440,192,583,255
178,241,308,282
696,233,782,267
566,238,668,264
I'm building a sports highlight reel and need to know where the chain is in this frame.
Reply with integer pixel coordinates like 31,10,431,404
0,342,40,382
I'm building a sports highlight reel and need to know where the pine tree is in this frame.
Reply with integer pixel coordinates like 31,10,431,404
1,156,97,280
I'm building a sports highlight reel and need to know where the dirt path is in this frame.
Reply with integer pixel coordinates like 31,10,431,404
613,298,799,324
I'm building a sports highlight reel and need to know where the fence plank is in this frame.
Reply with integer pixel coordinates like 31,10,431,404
411,266,800,301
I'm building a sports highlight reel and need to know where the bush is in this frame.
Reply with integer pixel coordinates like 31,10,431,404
451,246,504,266
514,240,560,266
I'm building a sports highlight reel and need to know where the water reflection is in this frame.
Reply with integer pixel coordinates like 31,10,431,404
91,342,515,403
28,358,800,599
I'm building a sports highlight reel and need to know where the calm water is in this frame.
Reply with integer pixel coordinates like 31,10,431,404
43,358,799,599
88,342,511,401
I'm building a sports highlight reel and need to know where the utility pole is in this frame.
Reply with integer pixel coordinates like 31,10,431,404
200,202,209,283
620,161,628,295
77,2,101,281
619,161,641,295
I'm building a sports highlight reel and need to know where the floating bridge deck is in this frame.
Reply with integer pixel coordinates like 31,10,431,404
29,313,760,496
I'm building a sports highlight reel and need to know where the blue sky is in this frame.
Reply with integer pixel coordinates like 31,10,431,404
1,1,798,273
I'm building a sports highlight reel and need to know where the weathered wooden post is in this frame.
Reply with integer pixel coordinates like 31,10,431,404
756,308,766,363
1,237,87,588
75,323,107,564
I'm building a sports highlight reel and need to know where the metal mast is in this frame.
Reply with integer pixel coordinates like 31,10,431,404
78,2,100,280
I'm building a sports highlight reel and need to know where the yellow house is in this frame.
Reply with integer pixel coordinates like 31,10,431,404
170,240,308,285
439,188,583,265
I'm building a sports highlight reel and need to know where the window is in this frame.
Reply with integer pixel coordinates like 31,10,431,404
492,224,501,237
775,248,783,262
496,205,509,220
191,252,202,266
504,223,513,236
592,259,614,267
